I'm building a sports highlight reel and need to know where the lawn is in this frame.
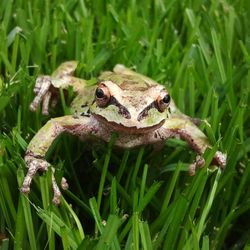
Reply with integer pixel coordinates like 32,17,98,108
0,0,250,249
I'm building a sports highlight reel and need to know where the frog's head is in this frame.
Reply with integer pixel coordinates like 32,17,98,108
90,79,171,133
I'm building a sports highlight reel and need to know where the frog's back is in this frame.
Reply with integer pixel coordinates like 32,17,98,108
70,85,96,117
100,64,159,91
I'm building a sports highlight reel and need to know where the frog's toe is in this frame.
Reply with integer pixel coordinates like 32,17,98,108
51,176,68,205
29,101,39,112
213,151,227,169
188,163,196,176
51,167,65,205
188,155,205,176
42,92,52,115
61,177,69,190
20,185,30,194
30,76,52,112
52,193,61,206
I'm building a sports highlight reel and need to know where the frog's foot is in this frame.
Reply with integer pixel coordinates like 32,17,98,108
21,155,50,194
188,151,227,176
188,155,205,176
30,76,57,115
21,155,69,205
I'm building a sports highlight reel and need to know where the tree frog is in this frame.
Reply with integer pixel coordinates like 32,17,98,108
21,61,226,204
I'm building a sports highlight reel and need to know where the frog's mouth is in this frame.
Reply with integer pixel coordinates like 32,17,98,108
93,114,165,134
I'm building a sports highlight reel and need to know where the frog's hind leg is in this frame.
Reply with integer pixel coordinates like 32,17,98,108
30,61,86,114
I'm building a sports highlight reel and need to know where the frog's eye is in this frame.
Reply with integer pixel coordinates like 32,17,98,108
95,84,111,107
156,92,171,112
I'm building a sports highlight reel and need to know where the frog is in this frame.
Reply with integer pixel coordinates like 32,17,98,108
21,61,227,205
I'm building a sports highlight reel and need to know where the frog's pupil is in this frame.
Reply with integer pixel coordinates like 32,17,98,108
163,94,170,104
96,88,105,98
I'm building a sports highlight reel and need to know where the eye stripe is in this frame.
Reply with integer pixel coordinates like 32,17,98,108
137,102,155,121
109,96,131,119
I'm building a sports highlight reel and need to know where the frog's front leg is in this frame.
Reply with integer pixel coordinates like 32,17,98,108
160,118,226,175
21,115,95,204
30,61,86,115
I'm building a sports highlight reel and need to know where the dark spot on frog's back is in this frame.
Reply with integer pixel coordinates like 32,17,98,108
80,108,91,117
81,103,88,108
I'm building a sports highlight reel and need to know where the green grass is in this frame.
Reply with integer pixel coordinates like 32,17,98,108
0,0,250,249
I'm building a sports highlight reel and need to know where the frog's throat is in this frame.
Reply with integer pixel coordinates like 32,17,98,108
93,114,165,134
